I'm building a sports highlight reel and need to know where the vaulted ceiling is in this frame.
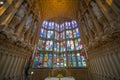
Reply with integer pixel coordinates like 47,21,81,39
32,0,79,22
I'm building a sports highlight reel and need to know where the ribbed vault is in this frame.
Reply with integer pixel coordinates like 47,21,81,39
32,0,79,21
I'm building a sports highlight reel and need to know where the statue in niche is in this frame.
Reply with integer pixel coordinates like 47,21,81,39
31,21,37,36
81,19,88,35
90,1,110,34
20,14,33,43
85,12,94,29
25,14,33,30
90,1,103,19
8,2,28,31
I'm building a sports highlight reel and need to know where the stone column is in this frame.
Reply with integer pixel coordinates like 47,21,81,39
77,18,86,46
15,10,30,40
0,55,12,77
31,21,39,45
87,6,103,38
106,0,120,15
0,0,13,16
17,58,24,78
24,16,36,45
7,2,28,34
5,56,15,78
90,1,112,36
20,58,27,76
79,19,89,46
108,54,119,77
34,21,41,45
96,0,120,31
10,56,18,78
0,0,24,26
0,54,7,73
84,15,94,48
13,57,21,78
29,20,38,47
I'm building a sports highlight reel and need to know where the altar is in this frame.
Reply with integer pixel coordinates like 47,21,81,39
45,77,75,80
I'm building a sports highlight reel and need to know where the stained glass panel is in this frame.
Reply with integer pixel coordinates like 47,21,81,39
40,28,46,38
59,32,65,40
67,40,74,51
54,42,59,52
60,23,64,31
37,40,45,50
37,54,43,68
53,54,57,67
73,28,80,38
42,21,48,28
72,53,76,67
60,41,66,52
55,23,59,31
55,31,59,40
33,53,39,68
71,20,77,28
75,38,83,50
48,22,54,29
66,30,73,38
46,40,53,51
47,31,54,39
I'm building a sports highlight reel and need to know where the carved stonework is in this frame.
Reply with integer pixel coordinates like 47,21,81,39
31,68,89,80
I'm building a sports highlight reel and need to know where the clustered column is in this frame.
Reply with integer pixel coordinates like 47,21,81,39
0,0,41,80
78,0,120,80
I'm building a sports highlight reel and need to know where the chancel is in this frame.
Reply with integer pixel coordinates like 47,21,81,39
0,0,120,80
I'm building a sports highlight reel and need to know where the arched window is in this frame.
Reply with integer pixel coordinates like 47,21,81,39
33,20,87,68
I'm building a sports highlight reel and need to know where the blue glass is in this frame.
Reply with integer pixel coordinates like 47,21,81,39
55,23,59,31
48,22,52,29
60,23,64,31
68,22,72,29
33,54,39,68
71,20,77,28
42,21,48,28
65,22,69,29
47,31,54,39
40,29,46,38
46,41,53,51
47,53,52,67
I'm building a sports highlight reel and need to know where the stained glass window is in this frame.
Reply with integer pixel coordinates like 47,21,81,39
34,20,87,68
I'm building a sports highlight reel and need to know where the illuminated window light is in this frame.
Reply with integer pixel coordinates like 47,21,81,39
0,1,4,4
